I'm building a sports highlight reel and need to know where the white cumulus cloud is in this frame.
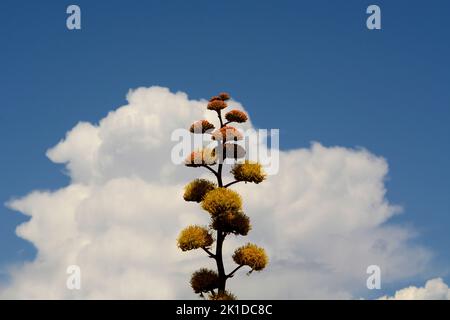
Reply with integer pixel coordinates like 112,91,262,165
379,278,450,300
1,86,432,299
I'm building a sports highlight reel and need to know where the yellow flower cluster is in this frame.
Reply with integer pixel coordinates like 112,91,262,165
231,161,266,184
201,188,242,216
183,179,216,203
177,225,213,251
232,243,268,271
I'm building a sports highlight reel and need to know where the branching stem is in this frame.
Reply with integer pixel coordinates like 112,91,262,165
217,110,224,127
227,265,244,278
223,180,241,188
203,165,218,178
202,247,216,259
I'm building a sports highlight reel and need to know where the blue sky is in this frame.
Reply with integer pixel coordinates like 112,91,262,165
0,0,449,296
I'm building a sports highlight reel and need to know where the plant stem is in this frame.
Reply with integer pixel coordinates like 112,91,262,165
215,230,226,294
217,110,224,127
202,247,216,258
223,180,241,188
215,110,227,294
227,264,244,278
217,163,223,187
203,165,219,180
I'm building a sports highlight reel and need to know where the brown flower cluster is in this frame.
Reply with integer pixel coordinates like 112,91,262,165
189,120,215,134
190,268,219,294
211,211,251,236
211,126,244,141
207,92,231,111
185,149,217,167
225,110,248,123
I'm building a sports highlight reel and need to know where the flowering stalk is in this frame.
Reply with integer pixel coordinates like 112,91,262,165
178,92,268,300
